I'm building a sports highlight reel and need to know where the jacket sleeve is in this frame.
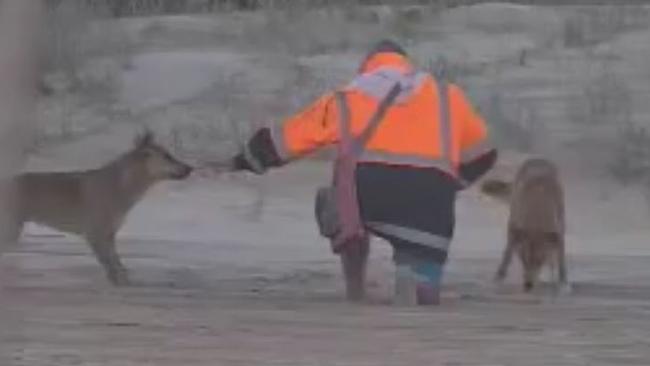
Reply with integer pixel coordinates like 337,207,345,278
451,85,497,186
233,92,340,173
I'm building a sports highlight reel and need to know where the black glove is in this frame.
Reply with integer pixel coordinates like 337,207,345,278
231,150,266,175
231,153,252,171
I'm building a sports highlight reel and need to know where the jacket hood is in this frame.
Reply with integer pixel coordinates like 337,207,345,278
359,52,413,74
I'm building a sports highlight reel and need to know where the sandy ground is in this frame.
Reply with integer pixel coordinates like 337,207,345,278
2,159,650,366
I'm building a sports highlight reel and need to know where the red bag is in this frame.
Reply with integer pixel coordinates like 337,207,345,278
325,83,401,254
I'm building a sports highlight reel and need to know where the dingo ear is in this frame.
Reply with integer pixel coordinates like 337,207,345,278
134,128,154,148
480,179,512,202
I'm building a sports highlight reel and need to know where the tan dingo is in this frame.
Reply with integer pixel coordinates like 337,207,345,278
0,131,193,285
481,158,570,293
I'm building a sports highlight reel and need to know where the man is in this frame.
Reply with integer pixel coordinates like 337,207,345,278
230,40,496,305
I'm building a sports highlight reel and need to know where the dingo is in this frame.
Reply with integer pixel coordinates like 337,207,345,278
0,131,192,285
481,158,569,293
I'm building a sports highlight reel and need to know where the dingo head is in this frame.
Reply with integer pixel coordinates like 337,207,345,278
132,131,193,181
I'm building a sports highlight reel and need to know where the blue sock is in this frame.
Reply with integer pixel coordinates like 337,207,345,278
411,261,443,287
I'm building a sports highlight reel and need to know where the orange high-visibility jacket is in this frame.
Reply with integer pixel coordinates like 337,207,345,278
268,52,492,182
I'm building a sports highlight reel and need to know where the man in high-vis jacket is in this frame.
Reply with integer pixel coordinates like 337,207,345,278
230,40,497,305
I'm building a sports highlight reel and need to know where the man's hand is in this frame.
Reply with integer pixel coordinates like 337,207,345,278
193,159,233,178
194,152,265,177
232,153,252,172
231,150,266,175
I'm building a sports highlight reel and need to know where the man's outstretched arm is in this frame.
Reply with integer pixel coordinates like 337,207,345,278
232,92,340,174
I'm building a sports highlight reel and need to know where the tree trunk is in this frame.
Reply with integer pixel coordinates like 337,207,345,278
0,1,45,363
